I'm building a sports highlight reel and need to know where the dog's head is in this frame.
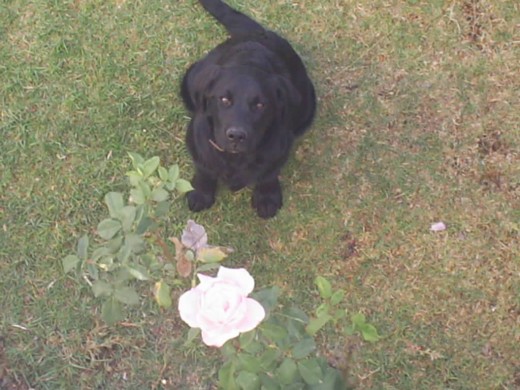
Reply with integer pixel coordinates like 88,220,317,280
190,66,300,154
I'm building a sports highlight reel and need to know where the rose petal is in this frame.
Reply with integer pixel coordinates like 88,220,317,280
217,266,255,295
178,288,202,328
234,298,266,333
201,327,240,347
197,273,217,292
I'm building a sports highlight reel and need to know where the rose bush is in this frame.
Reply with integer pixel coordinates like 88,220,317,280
178,266,266,347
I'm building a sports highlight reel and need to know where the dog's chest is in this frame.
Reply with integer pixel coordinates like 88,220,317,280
218,155,266,190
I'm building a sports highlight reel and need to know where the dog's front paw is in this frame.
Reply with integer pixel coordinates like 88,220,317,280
187,190,215,212
252,189,282,219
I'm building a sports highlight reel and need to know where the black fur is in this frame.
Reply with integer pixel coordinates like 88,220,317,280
181,0,316,218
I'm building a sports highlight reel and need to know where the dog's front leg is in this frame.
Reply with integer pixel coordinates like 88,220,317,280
252,177,283,219
187,168,217,212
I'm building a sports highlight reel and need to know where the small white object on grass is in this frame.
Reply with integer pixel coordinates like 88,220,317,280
430,222,446,232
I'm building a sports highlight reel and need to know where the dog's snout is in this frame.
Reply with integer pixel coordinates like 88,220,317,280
225,127,247,143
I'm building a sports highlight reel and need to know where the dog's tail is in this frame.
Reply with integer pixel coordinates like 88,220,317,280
198,0,265,36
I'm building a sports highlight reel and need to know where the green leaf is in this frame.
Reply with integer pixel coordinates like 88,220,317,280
239,330,256,350
154,200,170,217
218,361,238,390
130,188,146,205
142,156,160,178
124,233,145,253
305,314,333,336
154,280,172,308
128,152,145,169
184,328,201,346
114,286,140,305
197,246,230,263
236,371,260,390
119,205,136,232
291,338,316,359
158,166,169,182
241,341,263,354
251,287,280,313
297,359,323,385
104,192,124,219
315,303,330,318
125,264,150,281
259,374,281,390
360,323,380,342
151,187,169,202
315,276,332,299
175,178,193,193
101,297,124,325
275,358,298,385
126,170,142,187
86,262,99,280
351,312,366,328
330,290,345,306
260,323,288,342
62,255,80,274
77,235,89,260
237,353,262,373
97,219,121,240
259,348,280,371
195,262,221,274
168,164,180,183
92,280,113,297
92,247,111,261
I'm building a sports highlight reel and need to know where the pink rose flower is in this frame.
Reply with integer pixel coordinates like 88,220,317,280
178,266,266,347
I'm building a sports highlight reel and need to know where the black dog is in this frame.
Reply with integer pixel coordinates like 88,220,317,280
181,0,316,218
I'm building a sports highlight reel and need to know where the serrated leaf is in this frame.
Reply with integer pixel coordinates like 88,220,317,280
92,280,113,297
77,235,89,260
315,276,332,299
175,178,194,193
259,349,280,371
97,219,121,240
237,353,262,373
63,255,80,274
292,338,316,359
86,262,99,280
218,361,238,390
124,233,145,253
104,192,124,219
154,280,172,308
114,286,140,305
276,358,298,385
102,297,124,325
239,330,256,350
297,359,323,385
236,371,260,390
154,200,170,217
92,247,111,261
260,323,288,342
305,314,333,336
142,156,160,178
151,187,169,202
251,287,280,313
196,246,231,263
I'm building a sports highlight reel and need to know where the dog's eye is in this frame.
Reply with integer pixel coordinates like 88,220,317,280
254,102,266,110
219,96,232,107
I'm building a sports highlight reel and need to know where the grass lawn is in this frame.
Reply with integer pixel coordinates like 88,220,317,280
1,0,519,388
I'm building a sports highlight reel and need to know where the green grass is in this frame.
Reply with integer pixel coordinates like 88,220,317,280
1,0,519,388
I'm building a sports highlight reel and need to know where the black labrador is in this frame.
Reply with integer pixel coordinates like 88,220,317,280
181,0,316,218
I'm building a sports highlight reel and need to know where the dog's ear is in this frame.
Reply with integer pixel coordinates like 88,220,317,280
273,75,301,107
186,63,221,111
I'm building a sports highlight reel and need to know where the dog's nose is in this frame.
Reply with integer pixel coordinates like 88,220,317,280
225,127,247,143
